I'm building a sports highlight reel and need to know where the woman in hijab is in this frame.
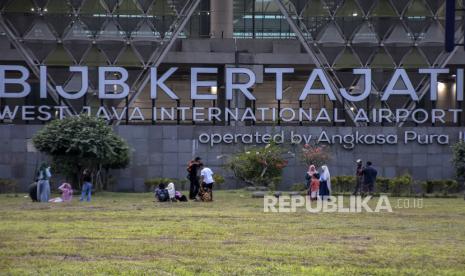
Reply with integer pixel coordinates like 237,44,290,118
166,182,176,202
319,165,331,200
37,163,51,202
305,165,317,190
166,182,188,202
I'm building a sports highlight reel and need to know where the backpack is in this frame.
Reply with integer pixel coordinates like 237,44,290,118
156,189,169,202
187,161,195,173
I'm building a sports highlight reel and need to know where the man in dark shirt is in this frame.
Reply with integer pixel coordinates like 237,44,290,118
362,161,378,196
188,157,202,199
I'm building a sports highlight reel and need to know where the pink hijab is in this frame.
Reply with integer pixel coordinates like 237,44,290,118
308,165,317,175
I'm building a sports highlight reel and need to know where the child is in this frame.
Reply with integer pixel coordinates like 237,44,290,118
58,183,73,202
309,173,320,201
80,176,92,202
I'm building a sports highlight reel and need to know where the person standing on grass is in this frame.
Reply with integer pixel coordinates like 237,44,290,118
199,164,214,201
187,157,202,200
319,165,331,200
80,175,92,202
309,173,320,201
362,161,378,196
305,164,317,189
37,163,51,202
353,159,364,195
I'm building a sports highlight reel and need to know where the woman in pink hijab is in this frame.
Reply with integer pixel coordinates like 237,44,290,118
305,165,317,190
58,183,73,202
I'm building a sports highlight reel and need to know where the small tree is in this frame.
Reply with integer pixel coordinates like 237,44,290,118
226,142,288,189
32,115,130,190
300,143,331,168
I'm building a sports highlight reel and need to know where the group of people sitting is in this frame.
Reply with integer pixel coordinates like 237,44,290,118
154,183,188,202
154,157,215,202
305,165,332,200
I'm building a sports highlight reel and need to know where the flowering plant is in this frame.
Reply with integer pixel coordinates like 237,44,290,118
300,143,331,168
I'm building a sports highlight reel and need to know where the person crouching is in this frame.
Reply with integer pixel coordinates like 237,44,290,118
199,164,214,202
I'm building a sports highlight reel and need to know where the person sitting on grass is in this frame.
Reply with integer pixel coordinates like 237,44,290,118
155,183,170,202
80,176,92,202
166,182,188,202
58,183,73,202
48,183,74,203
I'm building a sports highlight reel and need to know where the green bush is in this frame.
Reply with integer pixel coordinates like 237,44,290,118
311,174,459,197
0,179,16,193
144,178,176,192
332,176,355,193
213,174,225,189
330,174,413,196
291,182,307,192
375,177,391,193
144,178,191,192
389,174,413,197
423,179,459,195
226,142,288,188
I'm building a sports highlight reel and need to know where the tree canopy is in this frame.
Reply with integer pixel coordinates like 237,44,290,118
32,115,130,189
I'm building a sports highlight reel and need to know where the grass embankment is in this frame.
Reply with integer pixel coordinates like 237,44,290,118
0,191,464,275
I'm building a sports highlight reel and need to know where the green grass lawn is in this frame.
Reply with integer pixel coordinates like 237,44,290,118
0,191,465,275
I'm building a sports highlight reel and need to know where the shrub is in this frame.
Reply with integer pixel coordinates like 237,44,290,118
287,174,459,197
144,178,175,192
375,177,391,193
0,179,16,193
424,179,459,195
226,142,288,188
291,182,307,192
389,174,413,197
213,174,225,189
330,174,414,196
332,176,355,193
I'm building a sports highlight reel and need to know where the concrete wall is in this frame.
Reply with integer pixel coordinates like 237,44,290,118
0,125,459,192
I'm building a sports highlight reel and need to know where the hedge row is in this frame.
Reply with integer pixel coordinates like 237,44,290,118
0,179,17,193
331,175,461,196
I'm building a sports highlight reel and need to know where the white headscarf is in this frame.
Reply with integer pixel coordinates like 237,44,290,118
321,165,331,193
167,182,176,199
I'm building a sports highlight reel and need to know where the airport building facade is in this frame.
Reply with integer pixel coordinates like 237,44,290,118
0,0,464,191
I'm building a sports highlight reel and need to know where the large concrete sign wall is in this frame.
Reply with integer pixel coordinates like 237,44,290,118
0,125,460,192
